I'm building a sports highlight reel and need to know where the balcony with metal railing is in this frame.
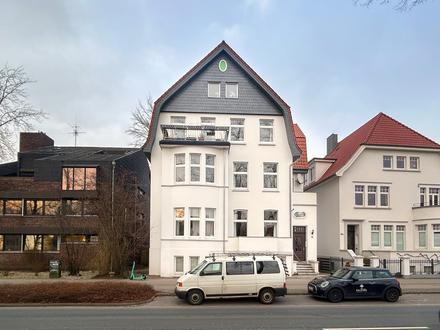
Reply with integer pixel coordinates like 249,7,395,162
412,202,440,221
159,125,230,147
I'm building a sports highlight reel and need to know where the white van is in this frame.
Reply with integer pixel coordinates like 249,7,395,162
175,254,288,305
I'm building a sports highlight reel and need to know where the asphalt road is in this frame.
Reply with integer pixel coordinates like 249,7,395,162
0,294,439,330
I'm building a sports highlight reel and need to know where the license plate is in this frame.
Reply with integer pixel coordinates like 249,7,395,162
308,285,314,291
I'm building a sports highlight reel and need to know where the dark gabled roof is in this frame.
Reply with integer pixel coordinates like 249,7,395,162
26,146,139,163
0,161,18,176
142,41,301,161
305,112,440,190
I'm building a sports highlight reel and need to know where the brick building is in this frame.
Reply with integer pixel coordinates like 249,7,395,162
0,132,150,271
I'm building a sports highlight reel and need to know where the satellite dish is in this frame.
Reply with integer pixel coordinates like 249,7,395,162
297,173,304,184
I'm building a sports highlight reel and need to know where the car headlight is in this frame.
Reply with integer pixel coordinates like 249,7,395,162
319,281,329,288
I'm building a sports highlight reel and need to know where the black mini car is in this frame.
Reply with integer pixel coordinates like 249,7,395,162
307,267,402,303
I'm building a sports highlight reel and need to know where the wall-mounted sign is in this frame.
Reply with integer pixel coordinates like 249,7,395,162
293,211,307,219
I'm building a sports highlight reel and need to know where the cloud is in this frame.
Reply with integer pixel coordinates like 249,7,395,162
246,0,271,11
222,24,245,45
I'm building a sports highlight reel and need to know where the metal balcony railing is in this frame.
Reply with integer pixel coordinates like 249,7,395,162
412,202,440,208
160,125,229,142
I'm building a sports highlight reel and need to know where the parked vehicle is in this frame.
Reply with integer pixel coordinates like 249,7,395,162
175,253,288,305
307,267,402,303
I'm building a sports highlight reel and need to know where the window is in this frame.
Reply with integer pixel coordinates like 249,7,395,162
62,234,98,243
233,162,248,189
205,208,215,237
230,119,244,141
355,186,364,206
4,200,22,215
226,83,238,98
189,208,200,237
433,224,440,247
201,117,215,140
396,156,405,169
170,116,185,139
375,270,392,279
25,200,60,216
383,156,392,169
175,208,185,236
420,188,426,206
380,187,389,207
234,210,247,237
429,188,439,206
23,235,59,251
410,157,419,170
190,154,200,182
63,199,96,216
259,119,273,143
175,154,185,183
396,226,405,251
417,225,426,247
371,225,380,247
175,256,184,273
263,163,277,189
264,210,277,237
62,167,96,191
206,155,215,183
368,186,376,206
208,82,220,98
226,261,254,275
190,256,199,270
256,261,280,274
2,235,21,251
201,262,222,276
384,225,392,247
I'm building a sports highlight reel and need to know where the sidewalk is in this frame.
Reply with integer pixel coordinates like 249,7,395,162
145,274,440,295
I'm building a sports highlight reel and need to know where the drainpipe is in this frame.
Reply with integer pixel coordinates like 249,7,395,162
289,158,301,238
111,161,115,273
222,149,226,253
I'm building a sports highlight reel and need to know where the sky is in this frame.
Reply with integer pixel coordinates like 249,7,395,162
1,0,439,161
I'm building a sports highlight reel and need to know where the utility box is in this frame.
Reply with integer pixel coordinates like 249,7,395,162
49,260,61,278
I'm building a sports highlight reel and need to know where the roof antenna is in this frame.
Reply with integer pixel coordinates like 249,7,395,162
69,116,85,146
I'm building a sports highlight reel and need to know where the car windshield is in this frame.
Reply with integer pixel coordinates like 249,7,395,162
188,260,208,274
332,268,351,279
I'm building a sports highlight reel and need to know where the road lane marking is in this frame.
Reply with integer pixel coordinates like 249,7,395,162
323,328,429,330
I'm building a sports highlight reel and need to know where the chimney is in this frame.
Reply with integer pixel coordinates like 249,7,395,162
327,133,338,155
20,132,54,152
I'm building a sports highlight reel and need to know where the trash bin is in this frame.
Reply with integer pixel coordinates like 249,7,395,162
49,260,61,278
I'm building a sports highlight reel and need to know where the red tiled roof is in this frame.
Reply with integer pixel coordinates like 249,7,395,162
306,112,440,189
142,41,294,149
292,124,308,169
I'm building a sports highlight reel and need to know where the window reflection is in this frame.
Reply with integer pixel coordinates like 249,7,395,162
62,167,97,191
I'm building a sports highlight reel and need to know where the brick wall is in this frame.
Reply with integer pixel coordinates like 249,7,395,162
19,132,54,153
0,177,60,193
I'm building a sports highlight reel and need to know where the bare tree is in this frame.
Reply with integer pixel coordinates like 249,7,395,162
353,0,430,11
126,94,153,147
0,63,48,162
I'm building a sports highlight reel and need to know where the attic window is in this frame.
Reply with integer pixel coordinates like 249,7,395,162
226,83,238,98
219,60,227,72
208,82,220,98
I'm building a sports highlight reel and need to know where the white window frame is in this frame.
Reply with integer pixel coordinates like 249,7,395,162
367,186,377,206
225,83,238,98
417,225,427,247
175,154,186,183
380,186,389,207
208,82,220,98
230,118,244,142
234,210,247,237
420,187,426,206
433,224,440,247
371,225,380,247
189,256,199,271
259,119,274,143
175,256,184,274
383,156,392,169
429,188,439,206
384,225,392,247
205,155,215,184
190,154,201,183
396,225,405,251
205,208,215,238
233,162,248,189
201,117,216,140
170,116,186,139
263,163,278,190
355,185,364,206
409,157,419,170
396,156,406,169
175,208,185,237
189,208,200,237
264,210,277,238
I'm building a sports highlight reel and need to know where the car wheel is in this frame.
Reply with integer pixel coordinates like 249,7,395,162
187,290,204,305
259,289,275,304
384,288,400,302
327,288,343,303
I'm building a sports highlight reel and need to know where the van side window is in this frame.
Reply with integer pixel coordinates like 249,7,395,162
256,261,280,274
226,261,254,275
200,263,222,276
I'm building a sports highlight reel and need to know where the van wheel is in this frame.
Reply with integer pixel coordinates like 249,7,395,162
327,288,343,303
384,288,400,302
187,290,204,305
259,289,275,304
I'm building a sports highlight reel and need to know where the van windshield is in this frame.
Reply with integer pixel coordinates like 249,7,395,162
188,260,208,274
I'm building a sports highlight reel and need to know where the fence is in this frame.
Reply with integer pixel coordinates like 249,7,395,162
318,257,352,273
403,254,440,275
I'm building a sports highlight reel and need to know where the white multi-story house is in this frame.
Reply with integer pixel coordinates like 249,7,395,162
305,113,440,261
143,41,317,277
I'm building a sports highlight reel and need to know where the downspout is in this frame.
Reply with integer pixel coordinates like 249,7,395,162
222,149,226,253
111,161,115,273
289,157,301,239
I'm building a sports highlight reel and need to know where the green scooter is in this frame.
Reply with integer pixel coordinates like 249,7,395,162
129,262,147,280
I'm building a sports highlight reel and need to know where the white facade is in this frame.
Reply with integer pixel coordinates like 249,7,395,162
307,144,440,260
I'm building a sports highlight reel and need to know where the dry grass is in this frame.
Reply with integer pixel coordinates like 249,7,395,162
0,281,156,304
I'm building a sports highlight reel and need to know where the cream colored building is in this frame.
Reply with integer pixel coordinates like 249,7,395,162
143,42,317,277
305,113,440,260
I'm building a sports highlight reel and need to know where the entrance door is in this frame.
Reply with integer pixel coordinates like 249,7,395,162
347,225,359,253
293,226,306,261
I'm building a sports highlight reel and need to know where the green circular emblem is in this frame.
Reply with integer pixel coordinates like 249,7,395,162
219,60,227,72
